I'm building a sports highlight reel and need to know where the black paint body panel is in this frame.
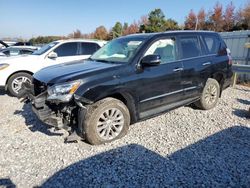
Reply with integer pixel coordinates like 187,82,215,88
33,31,233,122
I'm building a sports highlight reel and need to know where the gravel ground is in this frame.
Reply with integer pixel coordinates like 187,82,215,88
0,86,249,188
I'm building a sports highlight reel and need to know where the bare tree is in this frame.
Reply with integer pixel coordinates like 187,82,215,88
123,22,139,35
223,1,235,31
197,8,206,30
184,9,197,30
94,26,109,40
210,2,224,31
138,15,149,26
242,1,250,29
68,29,82,38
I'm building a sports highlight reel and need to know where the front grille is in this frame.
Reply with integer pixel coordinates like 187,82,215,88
33,78,47,96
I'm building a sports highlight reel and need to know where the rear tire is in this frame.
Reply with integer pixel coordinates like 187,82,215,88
7,72,32,97
82,97,130,145
194,78,220,110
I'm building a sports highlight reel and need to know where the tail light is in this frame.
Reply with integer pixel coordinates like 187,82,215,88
226,48,233,65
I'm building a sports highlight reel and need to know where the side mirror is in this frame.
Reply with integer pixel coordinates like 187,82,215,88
141,55,161,67
47,52,58,59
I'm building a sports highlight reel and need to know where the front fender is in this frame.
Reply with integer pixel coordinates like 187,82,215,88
74,86,139,123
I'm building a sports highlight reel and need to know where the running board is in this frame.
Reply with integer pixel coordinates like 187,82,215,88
139,97,199,119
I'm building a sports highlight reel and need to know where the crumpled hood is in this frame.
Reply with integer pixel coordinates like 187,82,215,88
33,60,123,85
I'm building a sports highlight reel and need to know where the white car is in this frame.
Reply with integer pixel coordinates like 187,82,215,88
0,47,36,59
0,39,106,96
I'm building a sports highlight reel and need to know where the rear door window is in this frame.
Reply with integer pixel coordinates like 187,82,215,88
20,49,33,55
203,35,220,55
179,36,202,59
80,42,100,55
9,49,20,56
54,42,78,57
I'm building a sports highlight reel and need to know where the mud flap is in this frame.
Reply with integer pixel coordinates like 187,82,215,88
64,108,87,143
77,107,86,139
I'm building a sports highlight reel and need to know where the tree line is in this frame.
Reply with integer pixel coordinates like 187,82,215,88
29,1,250,44
184,1,250,31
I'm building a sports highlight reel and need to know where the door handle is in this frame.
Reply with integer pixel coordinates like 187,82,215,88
173,67,184,72
202,62,211,66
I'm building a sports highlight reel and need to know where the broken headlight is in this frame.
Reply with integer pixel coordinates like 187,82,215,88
47,80,82,102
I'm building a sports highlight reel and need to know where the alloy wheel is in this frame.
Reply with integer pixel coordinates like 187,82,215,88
11,76,31,94
204,84,218,105
96,108,125,140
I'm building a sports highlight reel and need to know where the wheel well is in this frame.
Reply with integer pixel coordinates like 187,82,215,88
211,73,224,97
108,93,137,124
6,70,33,86
213,73,224,85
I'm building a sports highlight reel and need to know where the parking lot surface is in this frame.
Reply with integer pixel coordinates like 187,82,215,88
0,86,249,187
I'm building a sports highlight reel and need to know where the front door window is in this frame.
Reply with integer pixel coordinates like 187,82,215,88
144,38,176,64
54,42,78,57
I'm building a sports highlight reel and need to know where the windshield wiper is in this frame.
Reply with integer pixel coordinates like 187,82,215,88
91,58,123,64
88,57,104,62
92,59,115,63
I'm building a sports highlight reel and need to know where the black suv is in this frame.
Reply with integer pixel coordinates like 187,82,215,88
20,31,233,145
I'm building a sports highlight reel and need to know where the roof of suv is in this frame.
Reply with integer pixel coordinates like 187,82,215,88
55,39,107,46
123,30,217,39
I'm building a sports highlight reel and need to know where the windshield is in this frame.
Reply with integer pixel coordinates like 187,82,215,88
91,36,147,63
32,41,59,55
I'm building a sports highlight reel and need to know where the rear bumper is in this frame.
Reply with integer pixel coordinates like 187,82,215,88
223,77,231,89
222,69,233,90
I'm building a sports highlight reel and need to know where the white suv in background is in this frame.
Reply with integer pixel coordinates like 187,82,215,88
0,39,106,96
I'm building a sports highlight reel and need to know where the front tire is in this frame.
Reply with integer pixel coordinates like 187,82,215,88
195,78,220,110
82,97,130,145
7,72,32,97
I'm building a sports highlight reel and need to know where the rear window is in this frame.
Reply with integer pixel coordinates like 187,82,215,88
203,35,220,54
180,36,202,59
80,42,100,55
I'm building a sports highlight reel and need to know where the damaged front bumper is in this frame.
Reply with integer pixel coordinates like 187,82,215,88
19,83,86,137
31,92,66,128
